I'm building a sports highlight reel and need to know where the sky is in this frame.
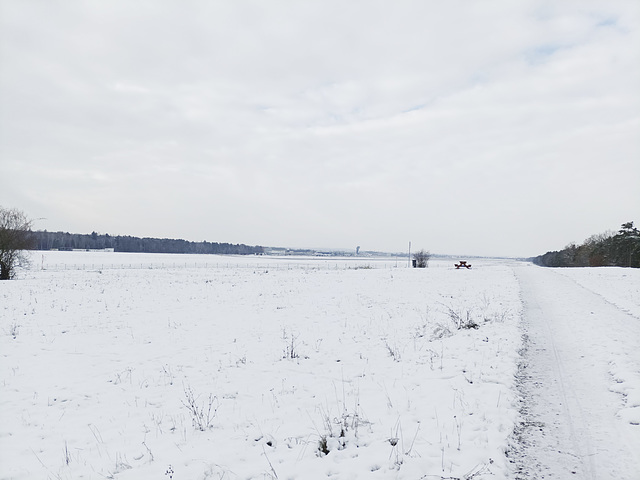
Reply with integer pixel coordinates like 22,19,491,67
1,1,638,258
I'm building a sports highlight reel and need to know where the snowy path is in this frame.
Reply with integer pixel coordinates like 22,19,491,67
512,265,640,480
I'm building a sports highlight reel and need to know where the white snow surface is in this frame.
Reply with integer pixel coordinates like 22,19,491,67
513,265,640,479
1,252,639,479
553,266,640,320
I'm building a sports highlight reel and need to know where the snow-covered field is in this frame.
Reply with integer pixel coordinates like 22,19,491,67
553,266,640,320
1,252,639,479
1,252,522,480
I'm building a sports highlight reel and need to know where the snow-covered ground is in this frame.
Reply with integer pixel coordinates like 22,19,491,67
511,265,640,480
553,266,640,320
1,253,639,479
32,250,409,271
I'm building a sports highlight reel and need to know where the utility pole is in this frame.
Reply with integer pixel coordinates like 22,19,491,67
408,241,411,268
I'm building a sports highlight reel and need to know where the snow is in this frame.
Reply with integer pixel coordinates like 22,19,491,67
512,265,640,479
1,252,639,479
553,266,640,320
546,267,640,435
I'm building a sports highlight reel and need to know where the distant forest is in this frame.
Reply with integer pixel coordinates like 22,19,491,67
32,230,264,255
533,222,640,268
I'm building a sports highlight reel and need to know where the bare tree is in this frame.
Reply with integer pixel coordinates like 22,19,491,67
0,207,35,280
413,249,430,268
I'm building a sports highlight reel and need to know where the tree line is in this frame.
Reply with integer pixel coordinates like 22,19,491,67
533,222,640,268
32,230,264,255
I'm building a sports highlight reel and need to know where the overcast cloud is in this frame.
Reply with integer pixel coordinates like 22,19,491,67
1,1,638,257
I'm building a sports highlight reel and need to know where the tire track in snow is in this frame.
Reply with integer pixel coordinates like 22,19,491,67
509,265,640,480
